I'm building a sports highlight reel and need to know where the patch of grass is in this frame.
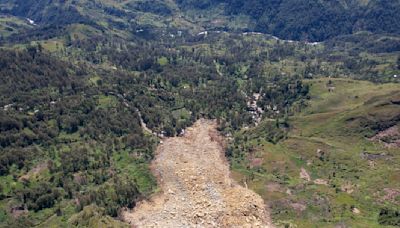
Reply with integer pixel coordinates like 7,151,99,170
157,57,169,66
112,150,157,194
89,75,101,86
32,40,65,52
97,95,118,109
231,78,400,227
0,15,32,37
172,108,191,121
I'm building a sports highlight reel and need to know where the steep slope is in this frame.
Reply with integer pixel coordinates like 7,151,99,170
176,0,400,41
2,0,400,42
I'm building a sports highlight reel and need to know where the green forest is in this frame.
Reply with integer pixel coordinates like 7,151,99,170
0,0,399,227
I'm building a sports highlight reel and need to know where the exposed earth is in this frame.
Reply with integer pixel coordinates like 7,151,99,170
122,119,273,227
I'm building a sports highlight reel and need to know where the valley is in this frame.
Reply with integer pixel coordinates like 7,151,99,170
0,0,399,227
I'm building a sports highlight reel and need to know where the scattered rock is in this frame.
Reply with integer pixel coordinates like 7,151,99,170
290,202,306,212
18,162,48,181
300,168,311,182
352,207,360,214
314,179,328,186
368,160,376,168
250,157,264,168
380,188,400,204
370,126,400,148
341,182,355,194
360,151,390,160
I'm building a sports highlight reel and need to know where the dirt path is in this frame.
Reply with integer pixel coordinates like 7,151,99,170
122,119,273,227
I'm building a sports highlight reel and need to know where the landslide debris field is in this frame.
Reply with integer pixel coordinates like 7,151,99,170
123,119,273,227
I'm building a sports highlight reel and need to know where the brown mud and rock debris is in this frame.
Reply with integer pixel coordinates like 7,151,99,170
122,119,274,227
370,125,400,149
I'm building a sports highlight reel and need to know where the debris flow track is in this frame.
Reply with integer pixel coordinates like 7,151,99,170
122,119,273,227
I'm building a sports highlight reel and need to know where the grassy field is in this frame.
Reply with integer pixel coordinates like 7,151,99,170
0,15,32,38
231,78,400,227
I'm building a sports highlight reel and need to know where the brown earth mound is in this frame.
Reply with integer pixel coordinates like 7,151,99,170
122,119,273,227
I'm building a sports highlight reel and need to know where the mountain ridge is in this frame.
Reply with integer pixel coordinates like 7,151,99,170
1,0,400,41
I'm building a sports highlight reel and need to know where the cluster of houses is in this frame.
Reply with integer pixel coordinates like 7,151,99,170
247,93,264,126
246,93,280,126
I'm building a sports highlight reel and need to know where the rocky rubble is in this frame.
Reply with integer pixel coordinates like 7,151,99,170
122,119,273,227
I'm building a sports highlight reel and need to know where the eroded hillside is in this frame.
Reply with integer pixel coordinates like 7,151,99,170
123,119,273,227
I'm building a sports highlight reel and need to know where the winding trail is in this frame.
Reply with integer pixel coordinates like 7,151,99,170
122,119,273,227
